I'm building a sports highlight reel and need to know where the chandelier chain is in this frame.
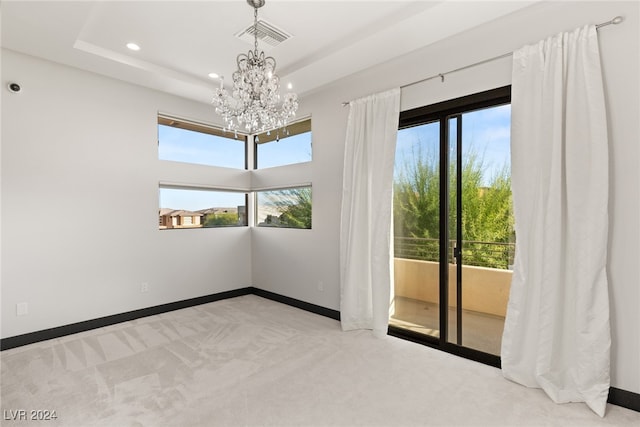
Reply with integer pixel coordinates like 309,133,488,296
253,6,259,54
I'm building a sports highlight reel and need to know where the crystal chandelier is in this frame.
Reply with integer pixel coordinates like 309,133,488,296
212,0,298,135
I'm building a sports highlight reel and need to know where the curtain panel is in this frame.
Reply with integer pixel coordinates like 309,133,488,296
339,88,401,337
501,25,611,416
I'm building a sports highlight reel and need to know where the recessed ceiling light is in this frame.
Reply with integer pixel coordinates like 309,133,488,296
208,72,220,79
287,82,293,90
126,42,141,51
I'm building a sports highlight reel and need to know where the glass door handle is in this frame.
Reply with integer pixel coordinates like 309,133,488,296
453,246,462,264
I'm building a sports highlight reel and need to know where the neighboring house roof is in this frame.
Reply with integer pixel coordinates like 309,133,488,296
159,208,175,216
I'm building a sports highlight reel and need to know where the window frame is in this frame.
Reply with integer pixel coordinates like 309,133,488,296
399,86,511,129
158,185,249,230
390,85,512,368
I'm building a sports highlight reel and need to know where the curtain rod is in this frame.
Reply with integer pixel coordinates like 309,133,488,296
341,16,623,106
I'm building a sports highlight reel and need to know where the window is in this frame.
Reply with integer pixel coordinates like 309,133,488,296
255,186,312,229
254,118,312,169
158,116,246,169
159,187,247,229
158,115,311,230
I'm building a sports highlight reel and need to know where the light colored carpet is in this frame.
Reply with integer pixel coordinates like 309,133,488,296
1,295,639,426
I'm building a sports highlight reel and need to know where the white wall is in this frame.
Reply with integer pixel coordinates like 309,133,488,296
251,100,341,309
251,1,639,394
1,49,252,339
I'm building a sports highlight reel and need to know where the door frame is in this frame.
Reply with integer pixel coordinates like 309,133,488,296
389,85,511,368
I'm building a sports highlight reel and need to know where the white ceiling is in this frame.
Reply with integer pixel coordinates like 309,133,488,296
1,1,540,104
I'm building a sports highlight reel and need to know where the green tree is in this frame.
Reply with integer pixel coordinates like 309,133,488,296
394,145,513,268
204,212,238,227
394,144,440,239
456,155,514,268
265,188,312,229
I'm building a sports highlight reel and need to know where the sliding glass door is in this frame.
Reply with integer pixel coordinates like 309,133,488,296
390,87,513,364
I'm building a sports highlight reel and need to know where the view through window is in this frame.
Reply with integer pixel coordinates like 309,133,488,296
158,116,246,169
391,88,513,360
159,188,247,229
255,118,312,169
256,187,312,229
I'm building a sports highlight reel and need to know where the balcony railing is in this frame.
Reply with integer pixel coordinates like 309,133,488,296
394,237,515,270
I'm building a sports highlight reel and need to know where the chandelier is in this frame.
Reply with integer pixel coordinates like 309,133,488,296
212,0,298,135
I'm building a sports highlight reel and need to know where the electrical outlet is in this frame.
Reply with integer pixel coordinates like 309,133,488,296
16,302,28,316
141,282,149,293
317,281,324,291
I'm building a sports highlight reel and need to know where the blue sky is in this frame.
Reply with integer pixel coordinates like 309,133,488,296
256,132,312,169
159,188,247,212
158,124,245,169
395,103,511,187
462,104,512,184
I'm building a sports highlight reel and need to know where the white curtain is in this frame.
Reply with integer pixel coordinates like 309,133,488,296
340,88,401,337
501,25,611,416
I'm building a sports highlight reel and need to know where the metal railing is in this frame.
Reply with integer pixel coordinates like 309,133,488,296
394,237,515,270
